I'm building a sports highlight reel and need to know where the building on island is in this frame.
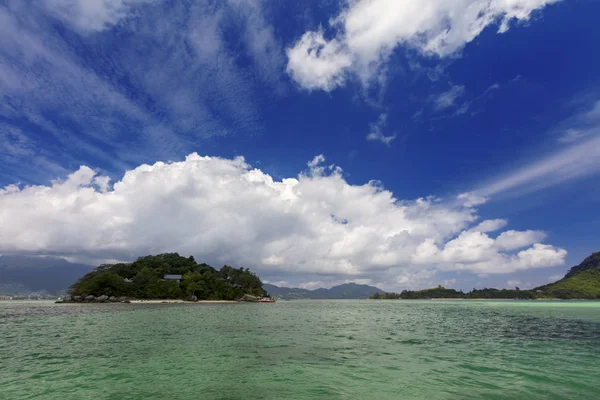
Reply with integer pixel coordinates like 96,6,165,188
163,274,182,283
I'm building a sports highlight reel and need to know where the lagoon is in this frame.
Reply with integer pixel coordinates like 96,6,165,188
1,300,599,399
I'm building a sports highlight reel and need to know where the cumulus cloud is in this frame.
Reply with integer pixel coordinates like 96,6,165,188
412,230,565,274
0,154,566,284
495,230,547,251
286,30,352,91
470,219,508,233
286,0,560,90
457,192,488,207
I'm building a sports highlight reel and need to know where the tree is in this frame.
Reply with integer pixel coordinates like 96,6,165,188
68,254,266,300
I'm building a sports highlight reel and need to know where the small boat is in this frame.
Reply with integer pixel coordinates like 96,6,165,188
259,297,275,303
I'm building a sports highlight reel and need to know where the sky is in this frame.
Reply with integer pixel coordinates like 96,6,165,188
1,0,600,291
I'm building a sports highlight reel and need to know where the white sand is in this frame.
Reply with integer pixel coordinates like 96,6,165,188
128,299,236,304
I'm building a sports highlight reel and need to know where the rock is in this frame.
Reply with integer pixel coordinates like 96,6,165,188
84,295,95,302
190,295,198,302
58,296,73,303
108,296,117,302
73,296,83,302
237,294,260,302
118,296,128,302
96,295,109,302
121,300,131,303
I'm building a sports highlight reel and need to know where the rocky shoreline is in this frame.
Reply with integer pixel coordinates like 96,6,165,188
56,294,267,304
56,295,131,304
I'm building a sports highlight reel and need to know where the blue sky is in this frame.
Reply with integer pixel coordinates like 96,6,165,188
1,0,599,290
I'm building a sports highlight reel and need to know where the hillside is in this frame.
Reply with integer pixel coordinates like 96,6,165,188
69,253,266,300
371,286,536,300
371,252,600,300
0,255,92,295
535,252,600,299
264,282,384,299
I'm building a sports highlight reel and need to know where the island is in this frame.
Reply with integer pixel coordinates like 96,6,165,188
371,252,600,300
61,253,268,303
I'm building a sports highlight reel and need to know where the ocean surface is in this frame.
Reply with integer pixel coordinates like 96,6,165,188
1,300,599,400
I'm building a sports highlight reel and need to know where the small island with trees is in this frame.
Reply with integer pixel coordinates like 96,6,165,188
371,252,600,300
61,253,268,303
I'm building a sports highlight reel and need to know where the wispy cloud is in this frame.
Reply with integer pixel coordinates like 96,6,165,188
0,0,284,181
476,135,600,198
40,0,153,32
556,100,600,143
433,85,466,111
366,113,397,145
473,100,600,197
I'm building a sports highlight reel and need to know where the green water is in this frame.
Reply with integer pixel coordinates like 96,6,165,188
1,300,599,400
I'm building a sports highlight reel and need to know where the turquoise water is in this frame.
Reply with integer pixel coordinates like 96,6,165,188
1,300,599,399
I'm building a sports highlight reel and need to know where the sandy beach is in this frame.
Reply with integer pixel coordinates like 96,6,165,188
128,299,236,304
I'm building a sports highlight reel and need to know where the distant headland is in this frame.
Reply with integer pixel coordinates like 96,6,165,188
371,252,600,300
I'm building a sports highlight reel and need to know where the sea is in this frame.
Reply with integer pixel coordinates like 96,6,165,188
1,300,599,400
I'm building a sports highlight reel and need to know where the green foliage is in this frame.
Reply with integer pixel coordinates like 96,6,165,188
371,286,536,300
538,269,600,299
69,253,267,300
371,252,600,300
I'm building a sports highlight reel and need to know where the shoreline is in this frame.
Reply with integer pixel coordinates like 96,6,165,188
128,299,236,304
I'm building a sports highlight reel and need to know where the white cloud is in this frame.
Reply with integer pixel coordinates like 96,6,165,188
495,230,546,251
548,273,564,282
558,129,588,144
557,101,600,143
443,278,457,287
0,154,566,284
471,99,600,198
412,230,565,274
307,154,325,168
286,0,560,90
0,1,283,178
225,0,286,91
41,0,153,32
476,135,600,197
470,219,508,233
286,30,352,91
457,192,488,207
366,113,397,145
434,85,466,110
507,279,521,287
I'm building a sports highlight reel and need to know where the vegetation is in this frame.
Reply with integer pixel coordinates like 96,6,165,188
69,253,266,300
370,286,537,300
535,269,600,299
534,252,600,299
371,252,600,300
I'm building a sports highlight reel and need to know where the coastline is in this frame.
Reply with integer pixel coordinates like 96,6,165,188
55,295,241,304
128,299,236,304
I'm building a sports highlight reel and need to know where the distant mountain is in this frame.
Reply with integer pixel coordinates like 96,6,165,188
535,252,600,299
263,282,385,299
263,284,312,298
0,255,92,295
